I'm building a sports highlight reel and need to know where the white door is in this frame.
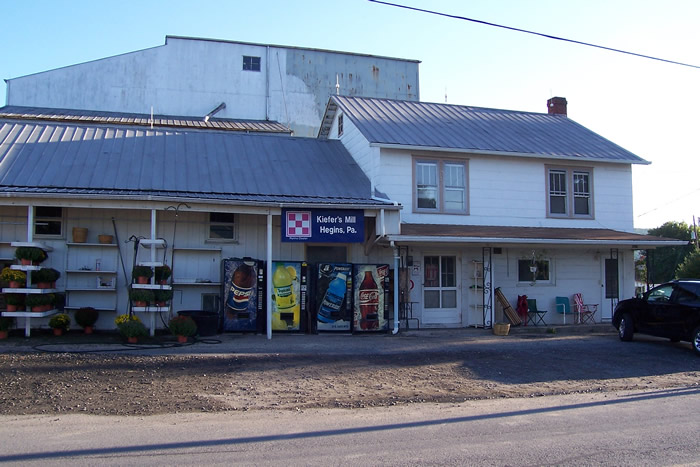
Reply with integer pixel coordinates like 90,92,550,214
422,255,461,326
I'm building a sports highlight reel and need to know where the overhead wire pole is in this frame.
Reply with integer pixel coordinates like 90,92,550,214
368,0,700,69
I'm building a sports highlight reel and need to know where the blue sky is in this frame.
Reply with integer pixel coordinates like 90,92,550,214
2,0,699,230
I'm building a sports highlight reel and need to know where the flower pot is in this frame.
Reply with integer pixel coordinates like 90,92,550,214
72,227,88,243
137,276,149,284
20,259,32,266
37,282,51,289
0,330,7,340
52,328,63,336
177,335,188,344
83,326,94,335
98,234,113,244
6,304,17,312
133,300,147,307
127,336,138,344
31,306,43,312
156,301,167,307
9,281,21,288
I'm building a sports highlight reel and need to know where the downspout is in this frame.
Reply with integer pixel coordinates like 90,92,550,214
265,46,270,121
391,240,400,335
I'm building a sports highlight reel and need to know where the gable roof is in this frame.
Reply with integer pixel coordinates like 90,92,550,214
321,96,648,165
0,117,392,208
0,106,291,134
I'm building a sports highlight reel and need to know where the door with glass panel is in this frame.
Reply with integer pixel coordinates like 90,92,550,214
423,255,461,325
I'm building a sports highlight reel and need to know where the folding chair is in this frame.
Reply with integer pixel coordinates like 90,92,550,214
526,299,547,326
573,293,597,324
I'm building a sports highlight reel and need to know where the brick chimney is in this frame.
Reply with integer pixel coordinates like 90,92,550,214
547,97,567,116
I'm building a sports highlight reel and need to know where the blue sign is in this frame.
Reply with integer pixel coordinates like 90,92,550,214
282,209,364,243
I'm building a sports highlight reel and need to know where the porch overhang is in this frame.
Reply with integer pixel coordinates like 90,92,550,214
384,224,687,248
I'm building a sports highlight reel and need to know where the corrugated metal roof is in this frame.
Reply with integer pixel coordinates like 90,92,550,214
0,106,291,134
0,119,390,207
324,96,648,164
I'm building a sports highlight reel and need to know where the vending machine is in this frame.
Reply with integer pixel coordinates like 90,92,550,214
352,264,390,332
314,263,353,331
271,261,308,332
222,257,265,332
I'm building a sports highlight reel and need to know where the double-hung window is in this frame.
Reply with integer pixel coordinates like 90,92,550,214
547,166,593,218
414,158,468,214
34,207,63,237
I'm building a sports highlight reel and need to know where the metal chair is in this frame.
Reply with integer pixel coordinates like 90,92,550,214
573,293,597,324
555,296,574,324
526,299,547,326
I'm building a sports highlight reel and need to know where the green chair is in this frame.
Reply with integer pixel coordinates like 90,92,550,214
555,296,574,324
526,299,547,326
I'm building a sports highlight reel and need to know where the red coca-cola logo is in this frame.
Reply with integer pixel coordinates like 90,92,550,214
359,290,379,304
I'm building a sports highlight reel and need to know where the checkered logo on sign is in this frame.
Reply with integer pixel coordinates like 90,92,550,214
286,211,312,238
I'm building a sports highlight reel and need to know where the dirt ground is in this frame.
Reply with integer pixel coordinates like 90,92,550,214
1,330,698,416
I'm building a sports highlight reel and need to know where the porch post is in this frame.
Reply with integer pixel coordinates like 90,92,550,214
266,212,273,340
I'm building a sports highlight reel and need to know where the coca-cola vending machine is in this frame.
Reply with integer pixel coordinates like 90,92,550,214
222,257,265,332
352,264,390,332
271,261,308,332
314,263,353,331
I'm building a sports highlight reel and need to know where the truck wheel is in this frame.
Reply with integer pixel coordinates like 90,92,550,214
618,313,634,342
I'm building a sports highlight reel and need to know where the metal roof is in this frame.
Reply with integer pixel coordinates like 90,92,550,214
322,96,648,164
0,106,291,134
387,224,685,247
0,118,391,207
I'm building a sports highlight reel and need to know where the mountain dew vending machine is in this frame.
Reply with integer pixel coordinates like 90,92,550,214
353,264,390,332
222,257,265,332
271,261,308,332
315,263,353,331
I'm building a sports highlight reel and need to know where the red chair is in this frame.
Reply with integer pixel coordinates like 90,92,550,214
573,293,597,324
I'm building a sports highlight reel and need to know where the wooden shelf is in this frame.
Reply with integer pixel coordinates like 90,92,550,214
66,242,117,248
131,284,171,290
10,242,53,251
65,288,116,292
172,281,221,286
65,269,118,274
2,288,58,294
132,306,170,313
2,309,58,318
64,306,116,312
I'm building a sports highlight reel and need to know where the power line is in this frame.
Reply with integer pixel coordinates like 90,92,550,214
368,0,700,70
637,187,700,218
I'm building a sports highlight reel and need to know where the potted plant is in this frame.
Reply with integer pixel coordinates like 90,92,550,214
154,265,172,285
14,246,47,266
132,266,154,284
129,288,154,307
5,293,25,312
0,316,14,339
168,315,197,343
32,268,61,289
1,267,26,288
153,289,173,307
26,293,55,312
74,307,99,334
117,318,148,343
48,313,70,336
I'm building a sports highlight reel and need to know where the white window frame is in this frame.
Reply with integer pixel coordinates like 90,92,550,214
33,206,64,238
413,157,468,214
208,212,237,242
517,257,554,285
546,166,593,219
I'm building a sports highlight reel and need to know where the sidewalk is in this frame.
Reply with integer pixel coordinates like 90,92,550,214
0,323,616,356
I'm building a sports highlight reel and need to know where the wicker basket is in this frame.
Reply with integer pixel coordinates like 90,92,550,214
493,323,510,336
98,234,114,244
72,227,88,243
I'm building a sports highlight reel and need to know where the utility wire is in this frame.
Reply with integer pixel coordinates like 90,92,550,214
369,0,700,69
637,187,700,218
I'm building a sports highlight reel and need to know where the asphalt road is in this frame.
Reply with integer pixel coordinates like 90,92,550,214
0,388,698,466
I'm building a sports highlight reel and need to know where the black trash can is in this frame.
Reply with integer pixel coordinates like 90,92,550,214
177,310,220,337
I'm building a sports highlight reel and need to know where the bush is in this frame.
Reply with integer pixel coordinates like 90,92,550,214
129,288,155,303
675,249,700,279
155,265,172,282
48,313,70,330
33,268,61,283
154,289,174,303
1,267,26,283
4,294,24,306
14,247,47,264
25,293,55,307
117,320,148,338
132,266,154,279
75,307,99,328
168,316,197,337
114,313,141,326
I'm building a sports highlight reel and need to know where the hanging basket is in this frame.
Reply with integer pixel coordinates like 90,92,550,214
72,227,88,243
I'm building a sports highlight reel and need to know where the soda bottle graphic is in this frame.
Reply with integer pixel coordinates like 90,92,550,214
226,260,256,316
359,270,379,330
273,264,296,310
318,272,347,323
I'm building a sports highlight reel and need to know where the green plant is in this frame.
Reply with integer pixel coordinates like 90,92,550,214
168,315,197,337
74,307,99,328
154,289,174,303
4,294,24,306
14,246,47,264
48,313,70,330
33,267,61,283
154,265,172,282
0,316,14,331
25,293,55,307
115,313,141,326
132,266,154,279
129,288,155,303
1,267,26,283
117,319,148,338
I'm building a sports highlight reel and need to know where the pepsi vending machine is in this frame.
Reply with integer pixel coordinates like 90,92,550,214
353,264,390,332
222,257,265,332
315,263,353,331
271,261,308,332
